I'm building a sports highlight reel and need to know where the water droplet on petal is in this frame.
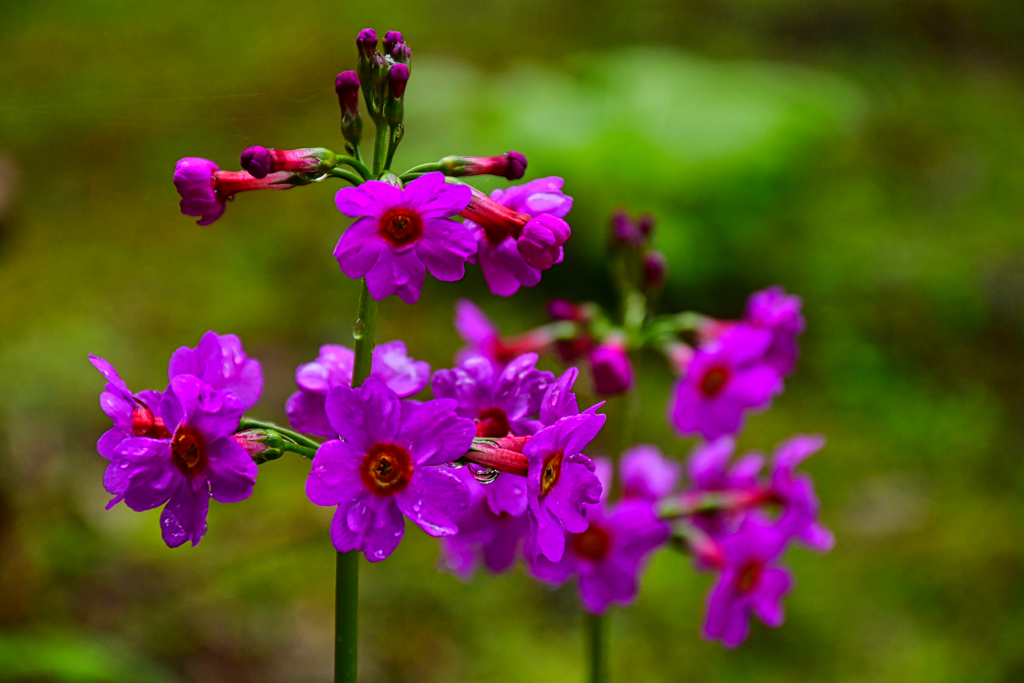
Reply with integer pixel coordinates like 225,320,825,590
468,462,500,484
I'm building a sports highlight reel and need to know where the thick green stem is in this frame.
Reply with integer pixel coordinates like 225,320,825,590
335,278,378,683
586,612,608,683
372,123,389,178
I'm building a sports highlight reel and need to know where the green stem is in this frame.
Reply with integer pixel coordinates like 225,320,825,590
335,278,378,683
335,155,371,180
586,612,607,683
237,418,321,450
372,123,389,178
327,167,364,185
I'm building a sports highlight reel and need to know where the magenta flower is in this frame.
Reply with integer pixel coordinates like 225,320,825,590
462,177,573,296
619,444,681,501
525,412,605,562
745,286,805,376
90,356,171,460
702,517,793,648
588,339,634,396
333,171,474,303
173,158,293,226
528,497,669,614
539,366,582,426
687,437,764,540
168,331,262,410
453,299,503,366
440,467,530,578
669,324,783,440
768,434,834,552
305,377,475,561
286,341,429,438
108,375,257,548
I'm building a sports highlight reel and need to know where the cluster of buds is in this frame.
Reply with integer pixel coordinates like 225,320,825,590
610,209,667,292
345,28,412,162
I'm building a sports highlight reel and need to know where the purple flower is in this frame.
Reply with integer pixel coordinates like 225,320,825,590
702,517,793,648
745,286,805,376
305,378,475,561
440,468,531,578
453,299,502,366
333,172,474,303
619,444,681,500
528,497,669,614
768,434,833,552
168,331,263,410
525,412,605,562
588,339,634,396
687,437,764,540
174,158,224,226
539,367,582,426
108,375,257,548
90,355,171,459
669,324,783,440
286,341,430,438
462,177,573,296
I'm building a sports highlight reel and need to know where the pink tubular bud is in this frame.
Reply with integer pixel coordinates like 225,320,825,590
335,71,361,114
388,63,409,99
446,151,528,180
239,146,273,178
588,338,634,396
643,250,667,289
356,28,377,58
232,430,270,459
383,30,403,55
239,147,335,178
213,170,295,198
464,440,529,476
517,214,570,270
461,187,531,240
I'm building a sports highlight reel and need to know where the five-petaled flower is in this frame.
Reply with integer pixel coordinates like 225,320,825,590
333,171,474,303
305,377,475,561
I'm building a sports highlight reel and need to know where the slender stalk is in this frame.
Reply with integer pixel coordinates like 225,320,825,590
586,612,607,683
237,418,321,450
328,167,365,185
372,123,389,178
335,278,378,683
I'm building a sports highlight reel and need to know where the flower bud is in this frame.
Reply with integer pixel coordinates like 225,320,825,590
388,63,409,100
610,209,645,247
383,30,403,55
239,147,336,179
643,250,667,289
517,213,570,270
356,28,378,59
335,71,363,146
637,213,655,237
588,338,634,396
391,42,412,67
232,429,284,465
547,298,584,321
441,151,527,180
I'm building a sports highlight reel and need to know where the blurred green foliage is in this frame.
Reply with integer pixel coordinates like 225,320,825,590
2,1,1024,681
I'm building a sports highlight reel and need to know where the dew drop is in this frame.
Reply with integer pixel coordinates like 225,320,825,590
444,461,466,469
352,318,364,341
468,462,500,484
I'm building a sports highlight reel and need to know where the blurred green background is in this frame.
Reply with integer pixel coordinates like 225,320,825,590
2,1,1023,681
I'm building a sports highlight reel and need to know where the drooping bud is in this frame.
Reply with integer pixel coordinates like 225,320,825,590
335,71,363,147
588,337,634,396
356,28,378,59
240,147,337,179
439,151,528,180
643,250,667,290
383,30,403,55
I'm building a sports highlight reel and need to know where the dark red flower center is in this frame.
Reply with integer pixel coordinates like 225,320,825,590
475,407,511,438
539,450,564,498
171,426,207,478
572,524,611,561
379,208,423,247
699,364,730,398
361,443,414,496
736,560,763,594
132,402,172,439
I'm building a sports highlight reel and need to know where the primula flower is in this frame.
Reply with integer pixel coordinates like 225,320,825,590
440,467,530,578
669,324,783,440
525,411,605,562
702,517,793,648
286,341,429,438
686,437,765,539
168,331,262,410
619,444,681,500
451,299,557,368
462,177,573,296
333,171,473,303
745,286,805,376
588,338,634,396
108,375,257,548
539,366,582,426
305,377,475,561
527,458,670,614
90,356,170,459
173,158,293,226
767,434,834,552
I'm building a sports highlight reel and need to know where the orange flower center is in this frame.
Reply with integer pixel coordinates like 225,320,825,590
572,524,611,561
475,407,511,438
379,208,423,247
699,364,730,397
171,426,207,478
361,443,414,496
539,450,564,498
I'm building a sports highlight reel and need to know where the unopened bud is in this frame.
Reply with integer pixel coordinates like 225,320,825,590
610,209,645,247
232,429,280,464
356,28,378,59
335,71,363,146
391,42,412,67
547,298,585,321
637,213,655,237
439,151,528,180
239,147,336,178
588,338,634,396
383,30,403,55
388,63,409,100
643,250,667,289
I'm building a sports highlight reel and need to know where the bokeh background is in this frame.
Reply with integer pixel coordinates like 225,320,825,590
2,1,1024,681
